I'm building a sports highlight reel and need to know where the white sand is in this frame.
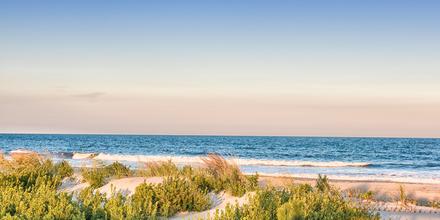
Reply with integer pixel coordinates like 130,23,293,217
59,175,164,198
380,211,440,220
171,192,252,220
97,177,163,197
59,173,90,193
259,176,440,201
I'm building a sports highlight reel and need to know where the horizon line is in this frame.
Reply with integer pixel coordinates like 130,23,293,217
1,132,439,139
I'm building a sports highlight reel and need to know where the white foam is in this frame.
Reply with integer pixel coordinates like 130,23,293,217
66,152,440,184
10,149,36,154
88,153,370,167
93,153,201,164
72,153,96,159
236,158,370,167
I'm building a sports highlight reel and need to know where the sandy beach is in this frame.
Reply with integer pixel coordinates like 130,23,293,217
259,175,440,202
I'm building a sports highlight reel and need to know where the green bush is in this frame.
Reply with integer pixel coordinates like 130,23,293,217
81,167,107,188
129,176,211,217
213,178,379,220
0,157,82,219
54,160,74,179
316,174,331,192
0,155,381,220
0,182,83,219
429,200,440,208
138,160,180,177
77,187,107,219
81,162,132,188
200,154,259,196
105,161,132,178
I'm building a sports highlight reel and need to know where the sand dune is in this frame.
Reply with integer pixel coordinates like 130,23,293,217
58,175,440,219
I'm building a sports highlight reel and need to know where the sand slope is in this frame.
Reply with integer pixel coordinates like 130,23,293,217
171,192,252,220
97,177,163,197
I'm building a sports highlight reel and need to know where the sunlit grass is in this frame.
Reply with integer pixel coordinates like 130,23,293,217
0,152,381,219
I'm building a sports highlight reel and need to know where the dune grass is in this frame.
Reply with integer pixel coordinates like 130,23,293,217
136,153,258,196
81,161,132,188
137,160,179,177
212,176,380,220
0,152,380,219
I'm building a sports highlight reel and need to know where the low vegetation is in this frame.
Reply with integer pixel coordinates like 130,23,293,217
137,154,258,196
429,200,440,209
0,152,380,219
81,161,132,188
212,175,380,220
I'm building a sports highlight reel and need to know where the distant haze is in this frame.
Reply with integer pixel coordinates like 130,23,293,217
1,1,439,137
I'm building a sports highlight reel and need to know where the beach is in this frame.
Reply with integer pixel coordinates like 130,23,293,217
1,134,440,219
259,176,440,202
58,171,440,219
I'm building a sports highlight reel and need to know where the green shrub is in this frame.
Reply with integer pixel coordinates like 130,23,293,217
105,161,132,178
81,161,132,188
105,191,129,219
0,155,382,220
77,187,107,219
138,160,179,177
213,178,379,220
0,158,83,219
81,167,107,188
54,160,74,179
316,174,331,192
201,153,259,196
429,200,440,209
0,155,60,189
0,182,83,219
129,176,211,217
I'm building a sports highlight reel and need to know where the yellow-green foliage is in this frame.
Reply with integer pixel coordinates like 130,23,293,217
348,189,375,201
429,200,440,209
213,178,380,220
0,154,62,189
128,176,211,217
201,153,259,196
105,161,132,178
81,162,132,188
0,181,83,219
138,160,179,177
316,174,331,192
399,185,407,205
138,155,259,197
0,156,211,219
54,160,74,179
81,167,107,188
0,156,82,219
75,176,211,219
0,154,379,220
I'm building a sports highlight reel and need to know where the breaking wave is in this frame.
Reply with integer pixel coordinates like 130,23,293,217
72,152,371,168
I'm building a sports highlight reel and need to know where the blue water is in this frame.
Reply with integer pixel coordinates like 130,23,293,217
1,134,439,183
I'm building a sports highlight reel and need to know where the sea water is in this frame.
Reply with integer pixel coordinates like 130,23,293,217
1,134,439,184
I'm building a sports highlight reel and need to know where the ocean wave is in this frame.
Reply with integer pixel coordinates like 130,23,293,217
75,153,371,168
72,153,97,159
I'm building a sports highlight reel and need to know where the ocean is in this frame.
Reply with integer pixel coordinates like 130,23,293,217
1,134,439,184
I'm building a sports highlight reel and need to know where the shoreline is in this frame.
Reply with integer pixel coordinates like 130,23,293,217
258,175,440,202
259,174,440,185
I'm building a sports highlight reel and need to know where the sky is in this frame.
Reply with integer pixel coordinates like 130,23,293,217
1,0,440,137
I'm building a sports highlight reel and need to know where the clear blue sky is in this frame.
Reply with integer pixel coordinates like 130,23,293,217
1,1,440,137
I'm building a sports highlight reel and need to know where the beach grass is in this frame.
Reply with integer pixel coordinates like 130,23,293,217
0,152,381,219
